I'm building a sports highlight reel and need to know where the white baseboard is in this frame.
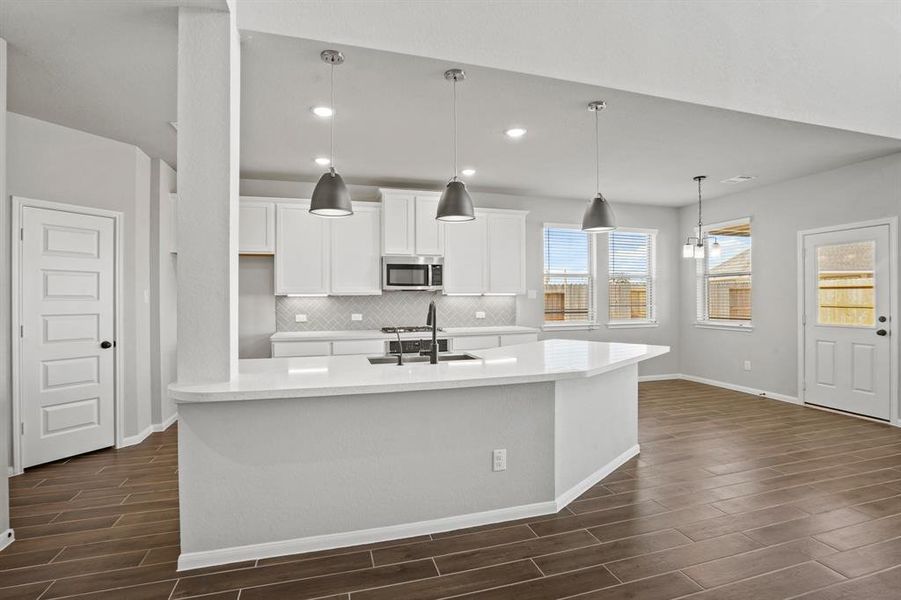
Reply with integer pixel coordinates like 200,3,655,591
554,444,641,511
119,413,178,448
177,498,558,571
153,412,178,432
0,529,14,553
178,440,643,571
678,374,800,405
638,373,681,382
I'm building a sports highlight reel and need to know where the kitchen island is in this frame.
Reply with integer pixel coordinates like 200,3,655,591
170,339,668,570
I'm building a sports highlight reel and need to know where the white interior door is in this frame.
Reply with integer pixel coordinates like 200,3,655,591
20,205,116,467
803,224,892,420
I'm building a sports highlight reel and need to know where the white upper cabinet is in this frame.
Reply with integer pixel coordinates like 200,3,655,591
381,192,415,255
414,195,444,255
330,204,381,295
486,211,527,294
443,212,487,294
239,199,276,254
275,202,330,295
380,189,444,256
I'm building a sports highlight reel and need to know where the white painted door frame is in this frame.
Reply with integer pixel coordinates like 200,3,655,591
796,217,899,426
10,196,125,475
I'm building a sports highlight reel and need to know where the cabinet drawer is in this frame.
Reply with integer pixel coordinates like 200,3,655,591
271,341,331,357
452,335,500,351
332,340,387,356
500,333,538,346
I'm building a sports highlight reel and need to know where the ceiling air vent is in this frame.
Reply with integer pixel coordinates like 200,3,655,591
721,175,756,184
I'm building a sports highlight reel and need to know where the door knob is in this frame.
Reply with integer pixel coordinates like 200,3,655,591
876,329,888,337
100,340,113,349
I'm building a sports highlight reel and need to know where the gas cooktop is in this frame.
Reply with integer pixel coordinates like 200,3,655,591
381,326,445,334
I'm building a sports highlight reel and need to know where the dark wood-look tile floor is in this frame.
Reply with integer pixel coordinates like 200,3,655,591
4,380,901,598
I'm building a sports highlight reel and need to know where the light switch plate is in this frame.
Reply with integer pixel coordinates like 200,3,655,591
295,314,308,323
476,311,486,319
351,313,363,321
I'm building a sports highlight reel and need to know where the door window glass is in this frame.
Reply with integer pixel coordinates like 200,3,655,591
817,241,875,327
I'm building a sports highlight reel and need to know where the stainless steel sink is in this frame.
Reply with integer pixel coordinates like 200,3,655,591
367,353,479,365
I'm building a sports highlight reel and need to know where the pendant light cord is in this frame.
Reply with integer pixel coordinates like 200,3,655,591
453,77,458,180
595,108,600,195
329,62,335,175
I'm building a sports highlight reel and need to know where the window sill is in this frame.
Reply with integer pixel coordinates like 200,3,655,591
694,321,754,332
542,323,598,332
607,321,659,329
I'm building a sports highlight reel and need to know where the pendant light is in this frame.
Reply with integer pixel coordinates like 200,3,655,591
581,101,617,232
436,69,475,222
682,175,721,259
310,49,352,217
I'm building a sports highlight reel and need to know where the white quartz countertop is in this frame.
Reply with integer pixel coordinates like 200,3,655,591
170,339,669,403
270,326,539,342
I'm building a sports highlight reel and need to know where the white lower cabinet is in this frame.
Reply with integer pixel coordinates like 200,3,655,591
271,340,331,358
332,339,386,355
452,335,500,351
500,333,539,346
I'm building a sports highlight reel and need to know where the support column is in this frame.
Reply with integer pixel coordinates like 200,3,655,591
1,37,12,546
176,7,240,383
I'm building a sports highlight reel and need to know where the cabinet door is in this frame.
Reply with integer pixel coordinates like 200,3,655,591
381,193,415,255
239,201,275,254
487,212,526,294
443,215,487,294
414,195,444,255
330,206,381,295
275,203,330,295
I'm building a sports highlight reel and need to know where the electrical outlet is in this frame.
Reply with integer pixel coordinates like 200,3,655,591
295,314,308,323
743,360,752,371
351,313,363,321
492,449,507,472
476,311,486,319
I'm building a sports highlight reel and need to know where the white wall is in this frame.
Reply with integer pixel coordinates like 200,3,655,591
150,159,178,425
679,153,901,400
6,112,155,440
240,178,681,376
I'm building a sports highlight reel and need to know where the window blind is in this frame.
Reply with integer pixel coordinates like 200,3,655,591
698,220,752,321
608,230,655,322
544,226,594,323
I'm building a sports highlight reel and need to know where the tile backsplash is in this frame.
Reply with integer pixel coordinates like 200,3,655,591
276,292,516,331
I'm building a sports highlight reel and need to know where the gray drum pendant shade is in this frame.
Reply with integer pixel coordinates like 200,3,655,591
310,49,352,217
437,179,474,221
310,168,352,216
581,101,616,232
436,69,475,222
582,192,616,232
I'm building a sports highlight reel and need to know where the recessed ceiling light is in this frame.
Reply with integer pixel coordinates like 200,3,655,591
461,168,476,176
314,157,331,166
721,175,757,184
505,127,527,138
312,106,334,118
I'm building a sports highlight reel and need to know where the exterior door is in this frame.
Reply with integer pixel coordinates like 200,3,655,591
803,224,892,420
20,205,116,467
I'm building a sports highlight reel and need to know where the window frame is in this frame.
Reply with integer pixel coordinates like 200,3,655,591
542,222,598,330
606,227,658,328
696,217,754,331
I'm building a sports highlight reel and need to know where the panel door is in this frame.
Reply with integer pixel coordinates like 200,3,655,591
803,224,891,420
414,195,444,255
487,212,526,294
443,214,487,294
381,193,415,255
21,206,116,467
330,205,381,295
239,201,276,254
276,203,330,295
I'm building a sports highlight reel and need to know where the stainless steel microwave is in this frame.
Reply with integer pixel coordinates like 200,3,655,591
382,256,443,291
